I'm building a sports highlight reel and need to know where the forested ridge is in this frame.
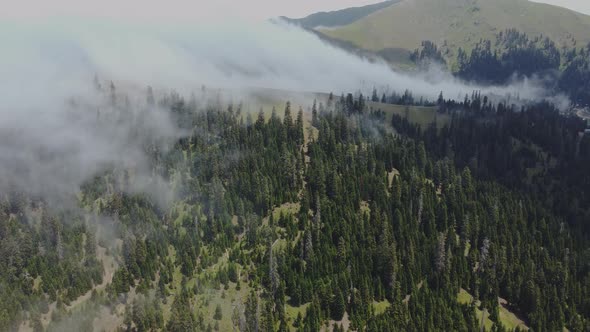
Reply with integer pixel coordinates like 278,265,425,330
0,83,589,332
410,29,590,106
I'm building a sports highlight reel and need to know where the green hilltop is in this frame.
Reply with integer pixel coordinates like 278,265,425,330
280,0,400,29
294,0,590,65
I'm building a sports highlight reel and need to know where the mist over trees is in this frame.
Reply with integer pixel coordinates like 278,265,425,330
413,29,590,106
1,76,589,331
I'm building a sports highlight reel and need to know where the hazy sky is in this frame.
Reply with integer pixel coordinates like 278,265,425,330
0,0,571,201
4,0,590,22
3,0,381,21
531,0,590,15
7,0,590,21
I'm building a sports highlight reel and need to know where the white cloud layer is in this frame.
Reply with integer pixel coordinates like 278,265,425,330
0,16,566,203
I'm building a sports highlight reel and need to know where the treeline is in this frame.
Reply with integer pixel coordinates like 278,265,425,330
410,40,447,68
560,46,590,105
456,29,561,84
413,29,590,105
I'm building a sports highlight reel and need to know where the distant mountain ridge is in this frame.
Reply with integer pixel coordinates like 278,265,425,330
288,0,590,66
281,0,399,29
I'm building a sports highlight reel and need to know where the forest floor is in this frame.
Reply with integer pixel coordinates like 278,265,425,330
457,288,528,331
367,102,449,129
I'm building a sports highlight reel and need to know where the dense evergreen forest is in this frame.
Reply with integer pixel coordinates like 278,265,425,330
412,29,590,106
1,77,589,332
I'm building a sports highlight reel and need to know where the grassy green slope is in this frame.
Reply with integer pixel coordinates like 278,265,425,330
318,0,590,61
281,0,400,29
458,288,529,331
368,101,450,128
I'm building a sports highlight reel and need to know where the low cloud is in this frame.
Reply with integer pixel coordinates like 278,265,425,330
0,17,565,202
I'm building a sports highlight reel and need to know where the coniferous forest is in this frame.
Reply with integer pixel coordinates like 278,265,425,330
1,75,589,332
411,29,590,107
4,3,590,330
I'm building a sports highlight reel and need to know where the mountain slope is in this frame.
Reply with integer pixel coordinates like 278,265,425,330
281,0,400,29
316,0,590,61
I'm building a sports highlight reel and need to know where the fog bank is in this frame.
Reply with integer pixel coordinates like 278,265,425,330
0,17,565,200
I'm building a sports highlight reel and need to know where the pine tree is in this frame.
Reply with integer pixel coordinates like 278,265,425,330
372,88,379,102
245,291,259,332
331,288,346,321
214,304,223,320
